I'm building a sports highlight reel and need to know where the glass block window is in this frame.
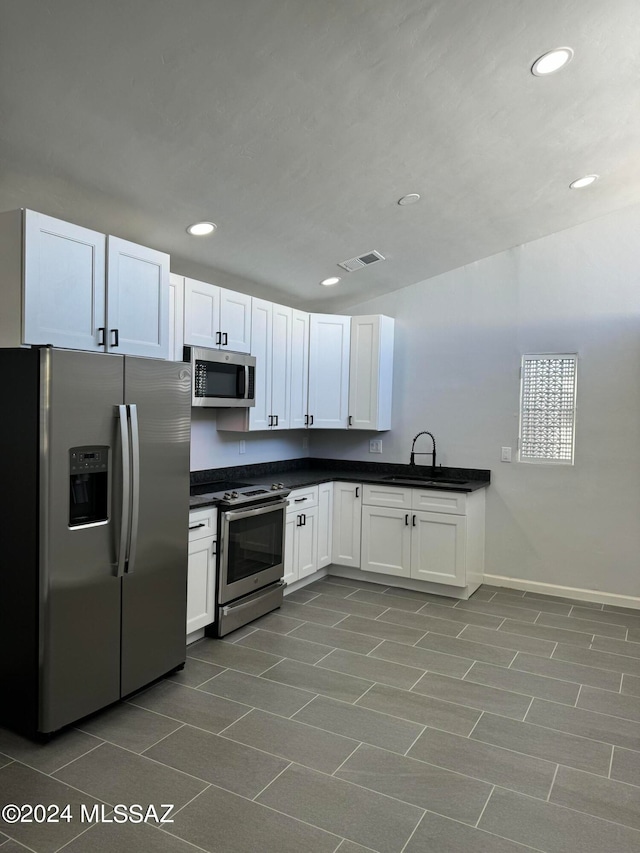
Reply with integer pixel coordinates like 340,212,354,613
519,354,578,464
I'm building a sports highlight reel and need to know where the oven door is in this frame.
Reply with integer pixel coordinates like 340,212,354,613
218,499,287,604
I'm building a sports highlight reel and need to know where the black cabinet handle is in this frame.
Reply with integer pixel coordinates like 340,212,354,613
405,514,409,526
348,415,353,426
412,515,416,527
223,332,228,346
110,329,119,347
215,331,221,345
296,515,302,527
310,415,314,426
98,327,105,347
189,522,206,530
301,513,306,526
294,497,307,502
268,415,273,427
274,414,279,426
304,414,309,427
355,487,360,498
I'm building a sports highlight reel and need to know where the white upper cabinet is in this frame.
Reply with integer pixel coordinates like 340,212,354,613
0,210,170,358
307,313,351,429
348,315,394,431
23,210,106,351
168,273,185,361
184,278,251,353
217,299,292,432
107,236,170,359
289,309,309,430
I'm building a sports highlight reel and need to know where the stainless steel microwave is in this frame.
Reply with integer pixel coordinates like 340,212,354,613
184,346,256,408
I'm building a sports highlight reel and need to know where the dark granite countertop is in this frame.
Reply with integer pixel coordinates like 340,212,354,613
189,458,490,508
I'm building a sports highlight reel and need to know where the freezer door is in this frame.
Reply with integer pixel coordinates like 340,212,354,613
120,357,191,695
40,349,124,732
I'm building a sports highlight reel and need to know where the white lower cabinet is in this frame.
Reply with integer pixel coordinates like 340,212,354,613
283,483,333,588
332,482,362,568
360,485,484,588
187,508,217,635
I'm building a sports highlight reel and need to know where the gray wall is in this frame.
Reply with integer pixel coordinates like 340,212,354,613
311,204,640,598
190,409,309,471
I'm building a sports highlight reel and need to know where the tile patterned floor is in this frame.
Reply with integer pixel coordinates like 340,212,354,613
1,579,640,852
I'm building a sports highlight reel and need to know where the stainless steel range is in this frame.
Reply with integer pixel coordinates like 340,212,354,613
194,481,291,636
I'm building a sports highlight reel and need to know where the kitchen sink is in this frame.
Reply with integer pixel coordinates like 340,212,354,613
382,475,469,487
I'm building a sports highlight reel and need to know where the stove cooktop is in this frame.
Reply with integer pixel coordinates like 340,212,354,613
191,480,291,507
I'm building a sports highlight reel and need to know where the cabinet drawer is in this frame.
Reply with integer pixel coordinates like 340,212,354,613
363,484,412,509
287,486,319,512
412,490,466,515
188,507,217,541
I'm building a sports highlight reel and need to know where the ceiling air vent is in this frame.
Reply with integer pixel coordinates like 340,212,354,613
338,250,385,273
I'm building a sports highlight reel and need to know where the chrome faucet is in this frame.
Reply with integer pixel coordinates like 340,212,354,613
410,431,437,470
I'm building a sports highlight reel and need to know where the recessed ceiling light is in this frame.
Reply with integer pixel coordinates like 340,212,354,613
186,221,217,236
531,47,574,76
570,174,599,189
320,276,341,287
398,193,421,206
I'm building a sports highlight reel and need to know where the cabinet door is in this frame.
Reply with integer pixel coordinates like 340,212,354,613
23,210,106,351
411,512,467,587
106,236,170,359
331,482,362,568
348,315,394,431
186,536,217,634
271,304,292,429
290,309,309,430
361,506,411,577
184,278,220,348
308,314,351,428
317,482,333,569
168,273,185,361
219,288,252,353
283,513,298,588
249,298,273,431
297,506,319,580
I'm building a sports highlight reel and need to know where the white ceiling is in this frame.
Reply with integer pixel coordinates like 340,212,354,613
2,0,639,311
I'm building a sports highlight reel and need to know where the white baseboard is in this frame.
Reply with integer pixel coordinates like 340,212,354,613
484,574,640,611
284,567,328,594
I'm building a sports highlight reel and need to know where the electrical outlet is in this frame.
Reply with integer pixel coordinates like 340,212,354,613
239,440,246,455
501,446,512,462
369,439,382,454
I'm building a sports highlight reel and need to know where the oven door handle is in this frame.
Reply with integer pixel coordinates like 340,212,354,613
221,497,289,523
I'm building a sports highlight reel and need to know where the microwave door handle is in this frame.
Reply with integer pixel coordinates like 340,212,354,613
126,404,141,573
237,365,247,398
115,405,131,578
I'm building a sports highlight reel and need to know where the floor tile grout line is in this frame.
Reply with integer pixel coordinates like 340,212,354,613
507,659,622,692
215,706,255,737
46,738,106,775
251,760,293,801
545,763,560,802
312,648,340,667
288,691,320,719
398,808,428,853
154,821,227,853
365,638,387,656
473,785,495,828
619,672,624,694
330,741,363,777
169,782,212,819
608,744,615,779
522,695,536,721
574,683,583,708
132,722,186,754
402,723,428,757
466,710,484,739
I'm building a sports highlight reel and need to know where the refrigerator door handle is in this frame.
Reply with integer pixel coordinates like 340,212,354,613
126,404,141,573
116,405,131,578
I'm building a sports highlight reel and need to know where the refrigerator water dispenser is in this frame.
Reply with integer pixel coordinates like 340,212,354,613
69,446,109,526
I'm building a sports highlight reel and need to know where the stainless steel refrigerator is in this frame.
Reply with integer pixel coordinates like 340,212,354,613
0,347,191,737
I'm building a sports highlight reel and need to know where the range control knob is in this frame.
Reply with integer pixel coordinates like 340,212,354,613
223,492,232,500
270,483,280,490
230,491,239,499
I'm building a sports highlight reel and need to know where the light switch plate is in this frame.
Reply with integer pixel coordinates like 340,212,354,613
501,446,512,462
370,439,382,453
